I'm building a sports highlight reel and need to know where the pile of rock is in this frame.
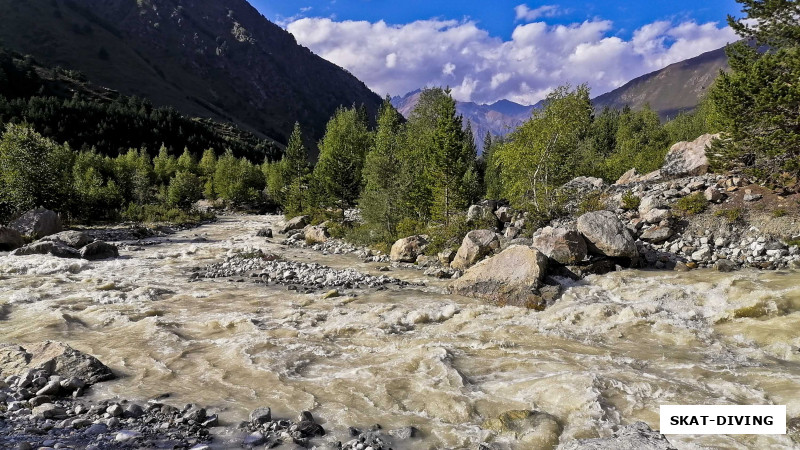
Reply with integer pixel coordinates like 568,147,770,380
197,251,415,291
11,231,119,261
0,342,215,450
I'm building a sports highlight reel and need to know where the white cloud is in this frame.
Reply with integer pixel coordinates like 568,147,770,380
515,4,563,22
286,15,737,104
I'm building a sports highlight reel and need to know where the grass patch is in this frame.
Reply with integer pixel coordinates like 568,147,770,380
578,191,607,215
622,191,641,211
674,193,708,216
772,208,788,218
714,208,743,223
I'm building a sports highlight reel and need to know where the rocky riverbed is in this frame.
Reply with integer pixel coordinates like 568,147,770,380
2,214,800,449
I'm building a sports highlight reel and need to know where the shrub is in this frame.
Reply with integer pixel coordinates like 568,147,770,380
714,208,743,222
121,203,213,225
166,171,203,210
674,193,708,215
772,208,788,218
578,191,606,215
621,191,641,210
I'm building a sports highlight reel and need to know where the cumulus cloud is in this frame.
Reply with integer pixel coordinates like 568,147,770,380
286,15,737,105
515,4,563,22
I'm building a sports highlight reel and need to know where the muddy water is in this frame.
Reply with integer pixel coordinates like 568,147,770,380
1,215,799,449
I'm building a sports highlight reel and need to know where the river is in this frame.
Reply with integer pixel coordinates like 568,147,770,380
1,215,798,449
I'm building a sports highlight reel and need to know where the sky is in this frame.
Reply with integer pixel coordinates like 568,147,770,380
250,1,744,105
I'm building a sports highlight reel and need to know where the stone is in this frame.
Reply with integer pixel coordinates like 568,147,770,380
638,196,666,215
8,208,62,238
642,208,671,224
115,430,142,442
714,259,737,272
243,431,267,446
107,404,124,417
577,211,638,262
256,228,273,238
562,176,607,193
304,225,330,244
531,227,587,265
32,403,67,419
29,395,52,407
296,420,326,437
450,245,548,308
322,289,340,299
451,230,501,270
35,380,61,396
437,248,456,265
466,205,498,226
483,410,562,449
11,241,80,258
557,421,677,450
15,341,114,384
691,247,712,261
80,241,119,260
124,403,144,418
40,231,92,249
0,226,24,251
704,187,724,203
390,235,428,263
661,134,717,178
249,407,272,424
614,168,662,185
280,215,310,234
640,226,674,244
59,377,86,391
743,189,763,202
494,206,515,223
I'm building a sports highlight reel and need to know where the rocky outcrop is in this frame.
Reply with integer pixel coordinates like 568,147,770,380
40,231,92,249
0,341,114,384
577,211,639,262
11,241,80,258
256,228,273,238
450,245,548,308
557,422,676,450
79,241,119,260
0,226,24,251
661,133,718,178
466,204,499,227
483,410,562,449
450,230,500,270
494,206,515,223
390,235,429,263
531,227,587,265
8,208,62,238
280,215,310,234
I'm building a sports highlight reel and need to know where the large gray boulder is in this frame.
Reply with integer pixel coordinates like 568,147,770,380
450,245,548,308
11,241,80,258
0,341,114,384
451,229,500,270
557,422,676,450
466,204,499,226
0,226,24,251
661,133,718,178
80,241,119,260
280,215,310,234
577,211,638,261
390,235,428,263
40,231,92,249
9,208,62,238
304,225,330,244
531,227,587,265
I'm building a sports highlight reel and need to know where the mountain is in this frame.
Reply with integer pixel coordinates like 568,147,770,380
0,0,382,157
592,47,729,119
391,91,538,154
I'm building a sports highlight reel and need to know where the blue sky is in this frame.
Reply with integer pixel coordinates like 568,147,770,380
248,1,743,104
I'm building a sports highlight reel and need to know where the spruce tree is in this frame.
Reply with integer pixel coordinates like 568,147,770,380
282,122,310,215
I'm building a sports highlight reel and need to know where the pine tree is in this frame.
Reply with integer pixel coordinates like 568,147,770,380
153,144,177,185
311,106,373,215
282,122,310,215
198,148,217,199
483,132,503,200
359,97,404,238
176,147,197,174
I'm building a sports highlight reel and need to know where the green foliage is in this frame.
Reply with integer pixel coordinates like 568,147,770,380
602,105,671,181
772,208,788,218
311,106,373,212
121,203,213,226
495,84,593,215
0,123,73,221
280,122,310,215
664,96,722,143
176,148,197,174
197,148,217,199
708,1,800,188
621,191,641,210
167,171,203,209
482,132,504,200
578,191,607,215
72,149,123,220
714,207,744,222
213,150,265,206
675,192,709,215
153,144,177,185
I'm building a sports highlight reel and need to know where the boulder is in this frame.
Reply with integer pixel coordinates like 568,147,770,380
8,208,62,238
280,215,310,234
40,231,92,249
390,235,428,263
494,206,515,223
451,230,500,270
640,226,674,244
504,226,521,239
80,241,119,260
450,245,548,308
11,241,80,258
557,421,676,450
642,208,671,224
304,225,330,244
531,227,587,265
483,410,562,449
0,341,114,384
0,226,24,251
661,133,718,178
577,211,638,262
437,248,456,265
562,176,607,193
638,196,666,215
614,168,663,185
256,228,273,238
704,186,724,203
466,205,498,226
714,259,737,272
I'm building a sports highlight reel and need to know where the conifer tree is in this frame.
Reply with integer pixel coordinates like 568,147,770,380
198,148,217,199
281,122,310,215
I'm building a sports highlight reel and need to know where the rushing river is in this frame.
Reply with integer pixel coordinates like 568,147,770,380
1,215,799,449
